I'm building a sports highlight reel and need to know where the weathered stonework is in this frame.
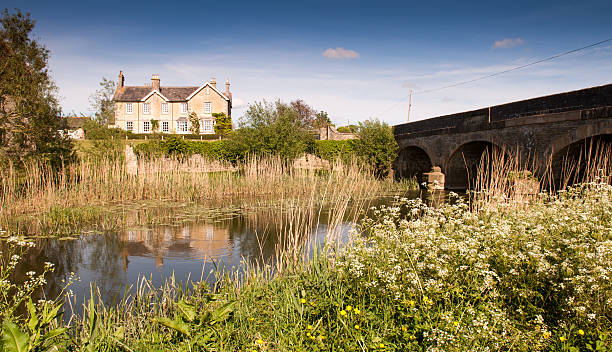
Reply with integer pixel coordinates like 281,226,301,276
394,83,612,189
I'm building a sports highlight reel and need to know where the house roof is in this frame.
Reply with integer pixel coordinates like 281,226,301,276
113,86,199,102
63,116,89,129
113,83,229,102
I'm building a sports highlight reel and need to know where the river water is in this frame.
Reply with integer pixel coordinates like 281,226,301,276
8,190,443,315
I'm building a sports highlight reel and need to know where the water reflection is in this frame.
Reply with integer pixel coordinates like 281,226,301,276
10,190,450,315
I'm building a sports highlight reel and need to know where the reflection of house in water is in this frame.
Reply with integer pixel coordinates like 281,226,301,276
120,223,231,270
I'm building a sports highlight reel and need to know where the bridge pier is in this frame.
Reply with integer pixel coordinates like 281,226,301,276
422,166,445,190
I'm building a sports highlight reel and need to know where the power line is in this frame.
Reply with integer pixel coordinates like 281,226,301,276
377,37,612,118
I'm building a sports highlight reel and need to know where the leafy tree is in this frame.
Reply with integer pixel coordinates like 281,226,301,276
232,100,315,159
213,112,232,136
313,111,332,129
89,77,116,125
353,119,398,178
188,112,200,134
290,99,316,128
0,9,73,166
150,119,159,133
337,124,359,133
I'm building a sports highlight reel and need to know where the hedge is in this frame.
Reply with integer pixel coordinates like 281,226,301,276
133,138,357,164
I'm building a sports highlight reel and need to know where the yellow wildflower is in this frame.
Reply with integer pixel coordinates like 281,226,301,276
307,325,313,330
346,305,353,311
453,321,459,326
256,339,264,345
354,308,361,315
401,326,407,332
560,336,566,342
340,310,347,316
379,343,385,348
578,329,584,336
249,317,254,322
300,298,306,304
319,335,325,340
408,300,415,307
354,324,360,330
543,331,551,339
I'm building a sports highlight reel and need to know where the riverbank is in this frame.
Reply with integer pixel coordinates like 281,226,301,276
1,180,610,351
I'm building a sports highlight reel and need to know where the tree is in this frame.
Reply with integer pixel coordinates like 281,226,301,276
213,112,232,136
313,111,332,129
89,77,116,126
353,119,398,178
0,9,73,166
150,119,159,134
290,99,316,128
188,112,200,134
232,100,315,159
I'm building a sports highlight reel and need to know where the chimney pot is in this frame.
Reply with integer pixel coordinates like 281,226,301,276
118,71,125,89
210,77,216,88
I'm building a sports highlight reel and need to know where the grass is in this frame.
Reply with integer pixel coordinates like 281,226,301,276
0,155,415,236
1,146,611,351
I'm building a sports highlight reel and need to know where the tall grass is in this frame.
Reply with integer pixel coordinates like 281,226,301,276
0,155,393,234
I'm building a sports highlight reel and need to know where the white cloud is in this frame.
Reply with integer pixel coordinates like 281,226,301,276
492,38,525,49
231,97,246,109
322,47,360,59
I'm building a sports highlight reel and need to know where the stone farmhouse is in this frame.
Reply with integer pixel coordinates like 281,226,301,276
112,71,232,134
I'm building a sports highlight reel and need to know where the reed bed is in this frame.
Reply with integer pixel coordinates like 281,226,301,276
0,155,391,234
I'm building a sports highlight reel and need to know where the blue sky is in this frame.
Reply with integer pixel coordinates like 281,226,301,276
5,0,612,125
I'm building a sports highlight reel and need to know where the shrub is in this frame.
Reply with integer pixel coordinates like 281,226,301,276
313,140,356,162
353,119,398,177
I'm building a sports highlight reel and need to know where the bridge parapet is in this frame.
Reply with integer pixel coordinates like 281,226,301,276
395,83,612,137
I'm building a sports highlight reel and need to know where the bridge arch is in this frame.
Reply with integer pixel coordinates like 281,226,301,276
445,140,503,190
550,133,612,188
394,145,433,180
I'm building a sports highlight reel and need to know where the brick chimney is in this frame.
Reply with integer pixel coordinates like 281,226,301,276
117,71,125,91
225,79,232,100
210,77,216,89
151,74,160,91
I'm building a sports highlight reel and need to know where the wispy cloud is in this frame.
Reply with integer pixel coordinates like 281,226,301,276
322,47,360,59
492,38,525,49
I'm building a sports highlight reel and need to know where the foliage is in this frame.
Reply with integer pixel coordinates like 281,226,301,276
4,181,612,350
233,100,315,159
82,120,128,140
150,119,159,133
0,9,73,167
213,112,232,136
337,125,358,133
88,77,116,126
0,236,68,351
353,119,398,177
188,112,200,135
313,111,332,129
313,140,356,163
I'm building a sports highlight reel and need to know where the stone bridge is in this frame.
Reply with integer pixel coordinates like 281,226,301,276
393,83,612,189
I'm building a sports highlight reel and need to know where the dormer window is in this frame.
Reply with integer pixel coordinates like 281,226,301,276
162,102,169,114
181,102,188,113
204,102,211,114
126,103,133,114
143,103,151,114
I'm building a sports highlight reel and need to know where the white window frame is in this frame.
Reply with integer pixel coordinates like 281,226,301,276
126,103,133,114
161,102,169,114
126,121,133,132
180,102,188,113
203,119,213,132
162,121,169,133
178,121,188,133
143,121,151,132
204,102,211,114
143,103,151,114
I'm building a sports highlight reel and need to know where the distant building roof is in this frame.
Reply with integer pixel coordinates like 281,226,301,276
64,116,89,129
